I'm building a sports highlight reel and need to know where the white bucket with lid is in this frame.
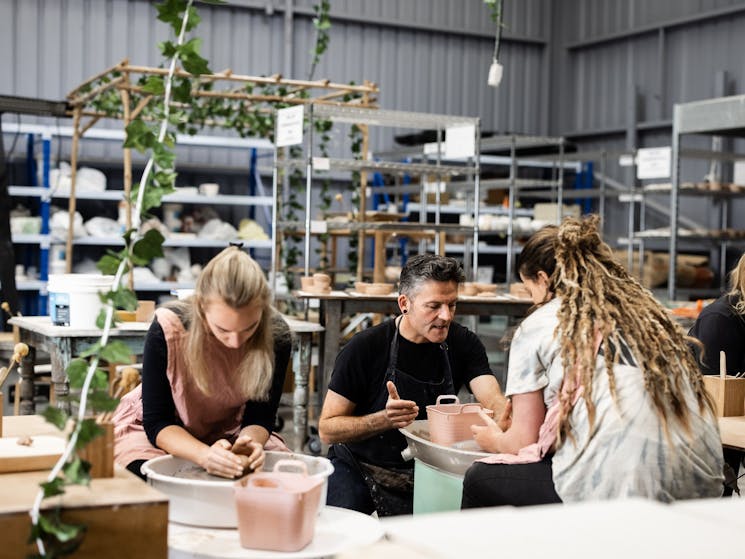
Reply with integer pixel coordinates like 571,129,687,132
48,274,114,329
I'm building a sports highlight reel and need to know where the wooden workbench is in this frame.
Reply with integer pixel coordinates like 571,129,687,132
0,415,168,558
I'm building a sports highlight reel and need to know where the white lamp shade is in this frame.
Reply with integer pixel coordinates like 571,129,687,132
487,60,503,88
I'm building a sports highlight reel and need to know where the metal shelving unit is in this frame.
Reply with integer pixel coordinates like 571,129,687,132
7,125,275,307
668,94,745,299
272,105,482,283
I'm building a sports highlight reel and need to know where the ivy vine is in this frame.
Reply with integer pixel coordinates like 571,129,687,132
28,1,221,556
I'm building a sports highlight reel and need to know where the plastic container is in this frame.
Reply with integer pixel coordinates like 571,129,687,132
413,458,464,514
48,274,114,329
234,460,323,552
426,395,493,446
141,452,334,528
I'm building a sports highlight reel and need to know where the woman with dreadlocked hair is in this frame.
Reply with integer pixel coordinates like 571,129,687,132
461,215,723,508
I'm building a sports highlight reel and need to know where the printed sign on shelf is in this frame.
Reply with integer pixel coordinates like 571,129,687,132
445,124,476,159
636,147,671,180
275,105,304,147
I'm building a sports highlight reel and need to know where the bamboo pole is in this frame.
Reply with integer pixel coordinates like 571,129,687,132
69,75,126,107
119,64,378,93
79,115,103,137
120,72,134,291
65,58,129,100
65,107,83,274
356,91,371,281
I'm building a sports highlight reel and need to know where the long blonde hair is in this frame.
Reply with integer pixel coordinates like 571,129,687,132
520,215,714,443
174,247,287,399
727,252,745,315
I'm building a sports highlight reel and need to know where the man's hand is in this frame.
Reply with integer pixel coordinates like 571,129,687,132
471,409,504,453
384,381,419,429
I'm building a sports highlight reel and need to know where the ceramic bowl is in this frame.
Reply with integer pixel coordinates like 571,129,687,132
459,282,478,296
473,282,497,293
312,273,331,288
366,283,394,295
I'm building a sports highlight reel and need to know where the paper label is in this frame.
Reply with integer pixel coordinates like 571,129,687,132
275,105,304,147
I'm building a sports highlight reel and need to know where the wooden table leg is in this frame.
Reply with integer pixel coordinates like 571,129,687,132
18,345,36,415
49,338,72,414
319,299,342,401
292,332,311,451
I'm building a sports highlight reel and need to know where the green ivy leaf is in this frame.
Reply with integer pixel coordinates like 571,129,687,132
76,419,104,451
153,142,176,168
123,120,157,153
179,38,211,75
41,478,67,499
79,343,102,359
95,308,113,329
133,229,166,264
91,368,111,391
88,390,120,413
66,358,91,389
63,455,92,485
42,406,68,431
96,252,125,275
104,287,138,311
37,510,86,543
99,340,133,364
141,75,166,95
156,0,188,34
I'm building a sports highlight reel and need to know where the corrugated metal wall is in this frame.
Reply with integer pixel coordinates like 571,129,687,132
0,0,548,147
3,0,745,262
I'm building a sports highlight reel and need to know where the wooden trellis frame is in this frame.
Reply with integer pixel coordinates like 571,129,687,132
62,58,379,278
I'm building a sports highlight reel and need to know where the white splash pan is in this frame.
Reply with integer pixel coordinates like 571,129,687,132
399,419,490,476
141,451,333,528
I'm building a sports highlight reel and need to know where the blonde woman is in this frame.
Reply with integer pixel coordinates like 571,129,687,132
462,215,723,507
114,247,292,479
690,252,745,375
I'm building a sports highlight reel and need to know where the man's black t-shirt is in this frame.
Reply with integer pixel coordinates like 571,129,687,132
328,318,494,420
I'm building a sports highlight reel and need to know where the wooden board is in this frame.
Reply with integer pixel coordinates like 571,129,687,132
0,467,169,558
0,435,65,473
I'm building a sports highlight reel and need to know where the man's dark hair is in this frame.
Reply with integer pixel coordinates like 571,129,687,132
399,254,465,297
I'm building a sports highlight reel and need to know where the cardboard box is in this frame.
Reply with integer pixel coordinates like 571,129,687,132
703,376,745,417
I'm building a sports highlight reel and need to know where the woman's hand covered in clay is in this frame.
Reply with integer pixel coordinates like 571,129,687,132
201,439,247,479
231,434,265,473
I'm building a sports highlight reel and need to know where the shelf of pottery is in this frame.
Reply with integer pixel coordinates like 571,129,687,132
7,123,274,309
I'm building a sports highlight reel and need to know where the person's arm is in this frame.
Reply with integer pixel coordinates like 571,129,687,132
318,382,418,444
469,374,507,418
141,320,178,446
470,390,545,453
232,323,293,472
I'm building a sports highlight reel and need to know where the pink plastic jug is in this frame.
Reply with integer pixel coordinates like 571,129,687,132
234,459,324,552
426,394,494,446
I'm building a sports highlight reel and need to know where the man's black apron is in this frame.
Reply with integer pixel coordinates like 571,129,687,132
330,316,455,516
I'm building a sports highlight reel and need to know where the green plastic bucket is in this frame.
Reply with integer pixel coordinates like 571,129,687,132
413,458,464,514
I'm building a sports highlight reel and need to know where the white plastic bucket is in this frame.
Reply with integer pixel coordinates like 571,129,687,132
48,274,114,329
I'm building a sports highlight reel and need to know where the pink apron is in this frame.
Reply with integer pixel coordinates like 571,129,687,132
113,308,288,466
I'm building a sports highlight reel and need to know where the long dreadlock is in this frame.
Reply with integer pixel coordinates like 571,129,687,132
519,215,715,445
